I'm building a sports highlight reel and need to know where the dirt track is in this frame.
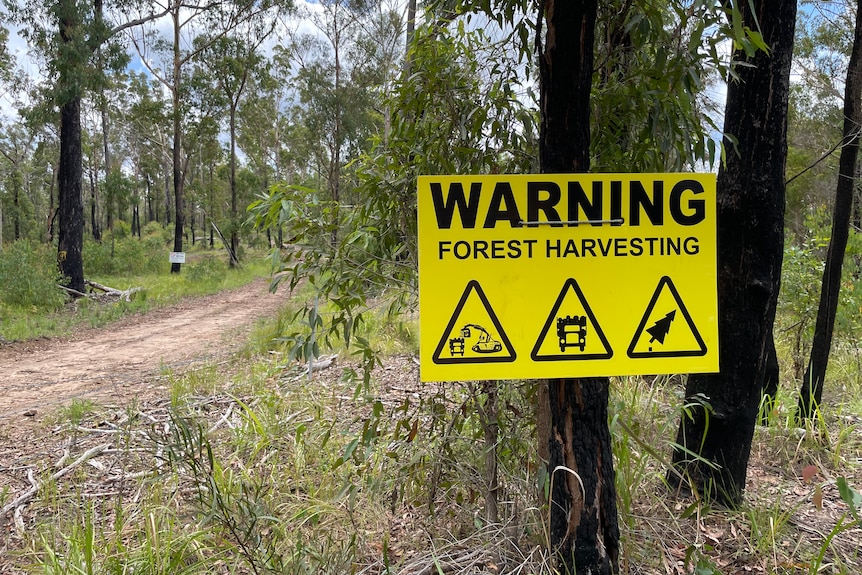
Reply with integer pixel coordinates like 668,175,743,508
0,278,291,420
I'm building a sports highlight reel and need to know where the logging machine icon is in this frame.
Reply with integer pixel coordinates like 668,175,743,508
448,324,503,356
556,315,587,352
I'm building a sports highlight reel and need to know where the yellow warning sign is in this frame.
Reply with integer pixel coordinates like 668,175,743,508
433,281,516,364
418,173,719,381
627,276,706,358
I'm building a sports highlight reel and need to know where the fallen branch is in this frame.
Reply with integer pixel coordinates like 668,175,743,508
1,443,111,518
86,280,143,302
57,284,89,298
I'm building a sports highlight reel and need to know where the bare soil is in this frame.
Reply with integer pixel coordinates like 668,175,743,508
0,277,291,421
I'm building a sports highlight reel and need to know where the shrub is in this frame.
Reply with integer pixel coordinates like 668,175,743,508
112,220,132,240
141,220,164,238
84,235,169,276
0,240,66,310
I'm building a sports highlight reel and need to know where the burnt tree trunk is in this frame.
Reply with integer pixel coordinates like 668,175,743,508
538,1,619,573
58,95,85,293
56,0,86,293
669,0,796,506
798,0,862,419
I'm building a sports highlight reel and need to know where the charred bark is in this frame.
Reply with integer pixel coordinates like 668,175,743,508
58,96,85,293
669,0,796,506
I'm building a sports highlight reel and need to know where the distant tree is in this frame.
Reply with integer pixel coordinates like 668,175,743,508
0,123,35,243
127,0,284,273
798,0,862,419
192,30,271,266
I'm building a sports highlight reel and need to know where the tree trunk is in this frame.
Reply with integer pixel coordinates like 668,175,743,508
669,0,796,507
480,380,499,525
58,96,85,293
537,1,619,573
12,172,20,241
170,6,184,274
229,102,240,267
798,0,862,419
89,160,101,240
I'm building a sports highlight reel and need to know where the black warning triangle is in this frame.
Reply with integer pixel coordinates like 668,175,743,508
432,280,516,364
627,276,707,358
531,278,613,361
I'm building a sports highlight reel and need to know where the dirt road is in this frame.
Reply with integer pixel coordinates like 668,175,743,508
0,278,291,420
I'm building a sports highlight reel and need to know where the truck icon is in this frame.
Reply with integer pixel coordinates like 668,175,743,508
449,324,503,355
557,315,587,352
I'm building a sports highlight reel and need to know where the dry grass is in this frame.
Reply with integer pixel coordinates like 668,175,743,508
0,347,859,574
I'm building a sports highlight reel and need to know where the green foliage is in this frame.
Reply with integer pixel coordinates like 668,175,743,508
592,1,729,171
184,255,227,282
250,18,538,378
112,220,132,240
84,235,167,276
0,240,65,310
777,210,862,382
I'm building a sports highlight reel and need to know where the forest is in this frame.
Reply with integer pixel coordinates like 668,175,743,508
0,0,861,573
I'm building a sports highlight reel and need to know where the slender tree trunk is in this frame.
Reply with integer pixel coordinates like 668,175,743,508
479,380,499,525
47,164,57,243
538,1,619,573
403,0,416,75
89,161,100,240
798,0,862,419
669,0,796,507
170,7,184,273
229,102,240,267
164,154,171,226
12,172,20,241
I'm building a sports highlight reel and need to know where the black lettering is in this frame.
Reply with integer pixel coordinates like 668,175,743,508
630,237,643,256
598,238,612,256
666,236,681,255
431,182,481,229
645,237,659,254
684,237,700,255
568,181,603,226
610,180,623,225
524,239,537,257
547,239,561,257
474,240,489,258
491,240,506,259
614,238,627,256
454,241,471,259
527,182,562,227
483,182,522,228
507,239,522,258
630,180,664,226
670,180,706,225
582,238,597,257
438,241,451,259
563,239,579,257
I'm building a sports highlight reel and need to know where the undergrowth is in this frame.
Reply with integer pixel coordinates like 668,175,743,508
2,337,858,575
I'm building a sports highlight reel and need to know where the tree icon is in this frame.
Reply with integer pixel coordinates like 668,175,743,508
646,310,676,344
